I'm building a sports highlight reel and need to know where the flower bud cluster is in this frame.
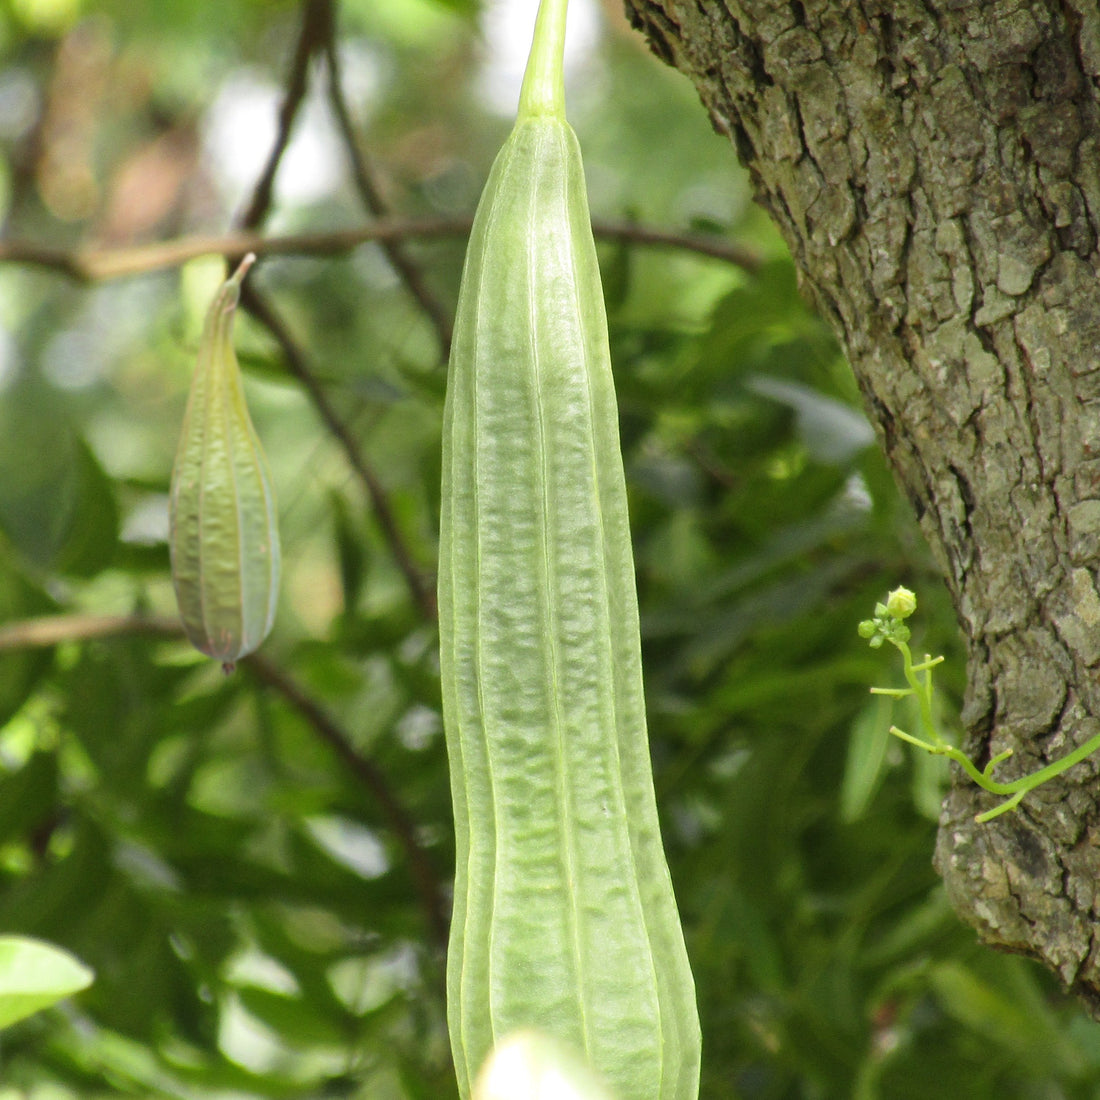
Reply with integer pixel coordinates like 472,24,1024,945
858,586,917,648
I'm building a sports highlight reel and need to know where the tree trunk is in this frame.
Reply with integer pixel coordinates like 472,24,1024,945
622,0,1100,1010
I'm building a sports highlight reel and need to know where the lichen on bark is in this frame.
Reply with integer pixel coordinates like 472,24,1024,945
623,0,1100,1009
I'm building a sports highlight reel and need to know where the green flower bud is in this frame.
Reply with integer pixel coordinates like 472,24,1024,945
885,586,917,620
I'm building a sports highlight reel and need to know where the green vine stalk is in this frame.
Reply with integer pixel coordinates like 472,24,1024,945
860,588,1100,823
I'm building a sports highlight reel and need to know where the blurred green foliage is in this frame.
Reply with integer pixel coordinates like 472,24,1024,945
1,0,1099,1097
0,935,93,1030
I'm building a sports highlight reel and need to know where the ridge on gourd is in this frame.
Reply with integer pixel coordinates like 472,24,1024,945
437,1,701,1097
169,253,280,672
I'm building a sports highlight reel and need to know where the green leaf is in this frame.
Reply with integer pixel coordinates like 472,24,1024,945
0,377,118,577
235,984,358,1047
840,695,893,822
0,751,59,846
0,935,94,1029
0,559,55,726
331,491,367,614
745,375,874,465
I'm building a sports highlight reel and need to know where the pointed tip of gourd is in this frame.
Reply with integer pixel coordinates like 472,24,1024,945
517,0,568,121
221,254,257,310
231,252,256,286
214,253,256,316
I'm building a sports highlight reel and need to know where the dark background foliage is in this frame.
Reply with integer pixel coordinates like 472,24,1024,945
1,0,1098,1095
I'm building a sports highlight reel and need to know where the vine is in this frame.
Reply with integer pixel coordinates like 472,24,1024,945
860,588,1100,822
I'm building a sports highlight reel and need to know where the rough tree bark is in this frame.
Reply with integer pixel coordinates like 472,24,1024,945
621,0,1100,1009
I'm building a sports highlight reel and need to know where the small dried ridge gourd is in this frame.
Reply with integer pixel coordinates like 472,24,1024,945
169,254,280,670
438,1,701,1097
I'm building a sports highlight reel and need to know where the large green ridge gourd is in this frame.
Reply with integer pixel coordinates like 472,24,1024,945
169,254,280,670
437,2,701,1097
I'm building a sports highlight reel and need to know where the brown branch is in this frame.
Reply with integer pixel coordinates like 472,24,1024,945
237,0,334,232
232,0,433,621
226,0,435,621
238,279,438,621
220,11,442,939
0,611,449,949
321,32,454,358
0,612,180,650
0,218,762,282
601,220,763,271
246,652,449,950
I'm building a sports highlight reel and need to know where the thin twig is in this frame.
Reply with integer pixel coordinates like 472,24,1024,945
237,0,334,233
321,33,454,357
227,0,435,620
246,652,449,949
239,279,438,620
0,611,449,948
0,612,180,650
0,219,761,283
601,220,762,270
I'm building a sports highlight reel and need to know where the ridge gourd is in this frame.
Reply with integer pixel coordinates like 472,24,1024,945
169,254,280,670
438,1,701,1096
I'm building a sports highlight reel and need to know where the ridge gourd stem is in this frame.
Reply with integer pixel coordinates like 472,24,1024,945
898,641,947,749
892,637,1100,814
518,0,569,121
